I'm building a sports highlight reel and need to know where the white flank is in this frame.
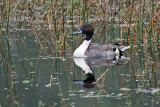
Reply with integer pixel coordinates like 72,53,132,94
73,39,92,57
114,47,120,55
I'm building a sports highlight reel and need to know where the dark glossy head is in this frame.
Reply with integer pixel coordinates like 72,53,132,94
72,23,94,41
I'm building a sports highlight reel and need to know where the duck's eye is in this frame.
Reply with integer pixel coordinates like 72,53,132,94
113,48,116,52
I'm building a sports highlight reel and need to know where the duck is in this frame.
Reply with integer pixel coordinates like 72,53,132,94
72,23,130,58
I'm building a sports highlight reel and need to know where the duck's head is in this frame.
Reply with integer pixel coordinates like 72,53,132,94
72,23,94,41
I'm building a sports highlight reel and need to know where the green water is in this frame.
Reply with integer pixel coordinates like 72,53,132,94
0,30,160,107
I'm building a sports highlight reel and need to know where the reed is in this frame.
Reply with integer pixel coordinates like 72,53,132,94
62,1,65,57
0,1,11,73
6,0,13,66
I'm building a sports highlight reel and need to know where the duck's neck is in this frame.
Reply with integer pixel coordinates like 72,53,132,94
73,39,92,57
86,34,93,40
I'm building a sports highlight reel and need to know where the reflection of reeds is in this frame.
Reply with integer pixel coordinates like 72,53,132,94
96,69,108,94
0,43,11,72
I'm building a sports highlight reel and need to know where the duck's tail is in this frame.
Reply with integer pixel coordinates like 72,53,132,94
119,46,130,51
113,43,130,52
118,46,130,55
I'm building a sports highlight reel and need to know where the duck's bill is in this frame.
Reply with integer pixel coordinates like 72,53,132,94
72,29,82,35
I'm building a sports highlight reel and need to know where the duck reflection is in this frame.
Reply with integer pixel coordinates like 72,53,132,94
73,55,129,89
73,58,96,89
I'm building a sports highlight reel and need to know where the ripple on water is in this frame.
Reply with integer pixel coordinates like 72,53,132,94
120,88,131,92
78,90,85,93
135,88,160,94
69,94,76,97
45,84,52,87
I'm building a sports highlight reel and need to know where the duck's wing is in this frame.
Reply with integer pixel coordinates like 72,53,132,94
88,43,117,52
85,43,118,57
89,43,130,52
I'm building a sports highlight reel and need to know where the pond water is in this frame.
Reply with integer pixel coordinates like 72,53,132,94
0,28,160,107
